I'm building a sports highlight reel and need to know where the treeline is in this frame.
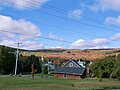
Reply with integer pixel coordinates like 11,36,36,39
0,46,42,75
21,49,66,53
89,55,120,80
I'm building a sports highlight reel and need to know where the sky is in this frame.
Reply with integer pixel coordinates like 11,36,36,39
0,0,120,50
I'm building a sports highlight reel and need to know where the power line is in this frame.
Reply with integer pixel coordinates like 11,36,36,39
2,10,99,38
25,0,120,30
4,0,120,33
0,29,73,43
38,22,98,37
36,1,104,24
1,0,102,38
24,0,104,24
0,1,115,49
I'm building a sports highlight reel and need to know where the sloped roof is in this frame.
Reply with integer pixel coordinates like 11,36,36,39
63,59,82,67
54,67,85,75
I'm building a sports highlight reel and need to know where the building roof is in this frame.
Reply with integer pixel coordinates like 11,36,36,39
54,67,85,75
63,59,82,67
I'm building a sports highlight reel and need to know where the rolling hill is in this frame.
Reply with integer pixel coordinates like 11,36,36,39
21,48,120,61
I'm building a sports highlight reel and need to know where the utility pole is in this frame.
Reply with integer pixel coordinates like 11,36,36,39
14,43,21,76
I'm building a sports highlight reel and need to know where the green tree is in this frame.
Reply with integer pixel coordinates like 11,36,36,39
18,55,42,73
43,66,48,74
89,56,115,78
111,54,120,80
0,46,16,74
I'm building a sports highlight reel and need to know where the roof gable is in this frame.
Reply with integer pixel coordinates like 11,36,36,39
63,59,82,68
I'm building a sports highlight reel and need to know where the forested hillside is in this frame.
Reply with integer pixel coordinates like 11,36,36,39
21,48,120,61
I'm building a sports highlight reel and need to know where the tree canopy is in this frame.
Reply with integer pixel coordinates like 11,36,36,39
90,55,120,80
0,46,16,74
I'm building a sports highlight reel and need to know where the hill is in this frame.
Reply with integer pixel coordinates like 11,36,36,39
21,48,120,61
1,45,120,61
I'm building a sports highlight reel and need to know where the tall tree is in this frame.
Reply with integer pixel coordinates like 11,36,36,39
18,55,42,73
0,46,16,74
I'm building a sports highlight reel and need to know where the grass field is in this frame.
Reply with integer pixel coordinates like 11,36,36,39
0,75,120,90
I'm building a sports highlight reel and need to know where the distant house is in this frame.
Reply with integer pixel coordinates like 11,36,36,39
77,59,86,68
44,60,55,74
54,59,86,79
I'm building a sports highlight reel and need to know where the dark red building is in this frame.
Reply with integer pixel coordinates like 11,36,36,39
54,59,86,79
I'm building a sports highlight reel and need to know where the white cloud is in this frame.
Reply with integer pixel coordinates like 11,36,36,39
49,46,64,49
72,39,87,48
105,16,120,40
48,32,64,41
92,38,110,45
111,33,120,40
0,15,41,39
90,0,120,12
71,38,110,49
0,0,48,9
0,39,43,50
105,16,120,26
21,41,44,50
68,9,82,19
0,39,16,47
0,15,43,50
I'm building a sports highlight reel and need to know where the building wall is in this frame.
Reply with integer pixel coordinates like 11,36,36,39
54,73,81,79
54,73,64,78
67,74,81,79
64,62,80,68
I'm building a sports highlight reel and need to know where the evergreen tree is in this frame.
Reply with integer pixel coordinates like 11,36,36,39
0,46,16,74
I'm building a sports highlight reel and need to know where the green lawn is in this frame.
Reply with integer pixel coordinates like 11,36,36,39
0,75,120,90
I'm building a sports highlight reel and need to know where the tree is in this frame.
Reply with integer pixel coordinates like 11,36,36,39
43,66,48,74
111,54,120,80
89,56,115,78
18,55,42,73
0,46,16,74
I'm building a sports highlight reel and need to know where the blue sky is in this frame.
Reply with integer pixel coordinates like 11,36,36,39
0,0,120,50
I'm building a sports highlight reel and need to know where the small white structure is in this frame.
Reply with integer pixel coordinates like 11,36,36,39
89,61,93,65
77,59,86,68
45,60,55,74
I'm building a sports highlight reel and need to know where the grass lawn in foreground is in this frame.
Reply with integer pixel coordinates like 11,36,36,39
0,76,120,90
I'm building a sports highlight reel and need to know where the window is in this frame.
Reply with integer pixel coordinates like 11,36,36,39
69,63,73,67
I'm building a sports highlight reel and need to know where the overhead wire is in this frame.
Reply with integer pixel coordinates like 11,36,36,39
0,0,117,50
38,22,98,37
1,0,103,38
26,0,120,30
3,0,120,33
0,0,97,45
0,29,73,43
